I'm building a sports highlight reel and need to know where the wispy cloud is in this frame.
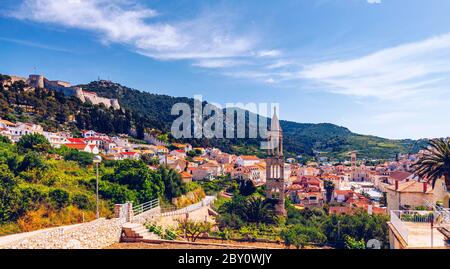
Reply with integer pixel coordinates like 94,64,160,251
192,59,247,68
255,50,282,57
367,0,382,4
299,33,450,99
0,36,74,53
11,0,259,61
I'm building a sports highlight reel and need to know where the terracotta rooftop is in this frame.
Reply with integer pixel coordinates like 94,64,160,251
239,155,260,160
386,181,433,193
65,143,87,150
389,171,413,181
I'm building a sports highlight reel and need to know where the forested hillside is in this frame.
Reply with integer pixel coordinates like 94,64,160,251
79,80,426,160
0,133,198,235
0,74,425,160
0,75,133,135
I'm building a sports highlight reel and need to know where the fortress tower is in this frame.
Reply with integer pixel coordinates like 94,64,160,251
265,108,286,216
73,87,86,102
27,75,44,88
351,151,357,171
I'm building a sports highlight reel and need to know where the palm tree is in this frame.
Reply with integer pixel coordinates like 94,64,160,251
242,196,277,224
413,138,450,189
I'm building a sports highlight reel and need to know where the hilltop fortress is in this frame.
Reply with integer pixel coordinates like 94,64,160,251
6,74,120,110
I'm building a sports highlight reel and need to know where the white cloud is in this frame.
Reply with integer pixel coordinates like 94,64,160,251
265,60,293,69
256,50,282,57
192,59,246,68
367,0,381,4
299,33,450,99
11,0,257,61
0,36,75,53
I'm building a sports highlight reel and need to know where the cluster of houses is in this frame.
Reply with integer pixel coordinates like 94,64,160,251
1,117,448,215
286,152,449,215
0,118,137,160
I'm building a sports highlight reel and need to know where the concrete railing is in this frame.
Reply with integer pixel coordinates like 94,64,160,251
161,196,216,217
390,210,409,244
133,199,160,216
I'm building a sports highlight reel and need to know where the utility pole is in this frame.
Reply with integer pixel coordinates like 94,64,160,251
93,155,102,219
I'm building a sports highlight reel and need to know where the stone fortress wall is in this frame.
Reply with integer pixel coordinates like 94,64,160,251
78,90,121,110
26,74,120,110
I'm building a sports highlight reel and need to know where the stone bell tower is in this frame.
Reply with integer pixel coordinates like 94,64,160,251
265,107,286,216
351,151,357,172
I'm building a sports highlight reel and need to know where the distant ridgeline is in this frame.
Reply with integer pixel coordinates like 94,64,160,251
78,80,427,160
0,73,427,160
1,74,120,110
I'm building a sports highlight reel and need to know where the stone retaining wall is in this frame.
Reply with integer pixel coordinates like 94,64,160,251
0,218,126,249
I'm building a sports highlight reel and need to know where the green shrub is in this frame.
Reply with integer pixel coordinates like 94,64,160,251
18,185,49,212
344,235,366,249
280,225,327,248
0,135,11,144
16,134,50,153
49,188,70,209
18,152,48,172
64,150,94,167
239,226,258,242
146,223,163,237
0,164,22,223
72,193,94,210
163,228,178,240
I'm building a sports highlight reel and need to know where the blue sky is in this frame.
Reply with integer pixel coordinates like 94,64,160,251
1,0,450,139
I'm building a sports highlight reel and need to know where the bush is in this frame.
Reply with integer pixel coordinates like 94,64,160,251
16,134,51,153
217,228,232,242
72,193,94,210
18,184,49,213
280,225,327,248
0,165,22,223
98,180,138,204
102,159,164,203
145,223,178,240
17,205,96,232
239,226,258,241
49,189,70,209
64,150,94,167
163,228,178,240
17,152,48,172
0,222,21,236
344,235,366,249
0,135,11,144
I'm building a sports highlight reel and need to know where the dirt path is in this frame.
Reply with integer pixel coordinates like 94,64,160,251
106,239,287,249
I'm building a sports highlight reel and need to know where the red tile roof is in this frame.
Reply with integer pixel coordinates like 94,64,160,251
121,152,138,155
65,143,87,150
389,171,413,181
67,138,86,144
180,171,193,178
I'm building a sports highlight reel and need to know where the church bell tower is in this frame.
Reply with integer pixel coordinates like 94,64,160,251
265,108,286,216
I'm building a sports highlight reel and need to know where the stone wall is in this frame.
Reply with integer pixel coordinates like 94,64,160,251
0,218,126,249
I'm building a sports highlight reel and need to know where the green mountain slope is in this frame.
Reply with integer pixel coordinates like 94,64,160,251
79,80,426,160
